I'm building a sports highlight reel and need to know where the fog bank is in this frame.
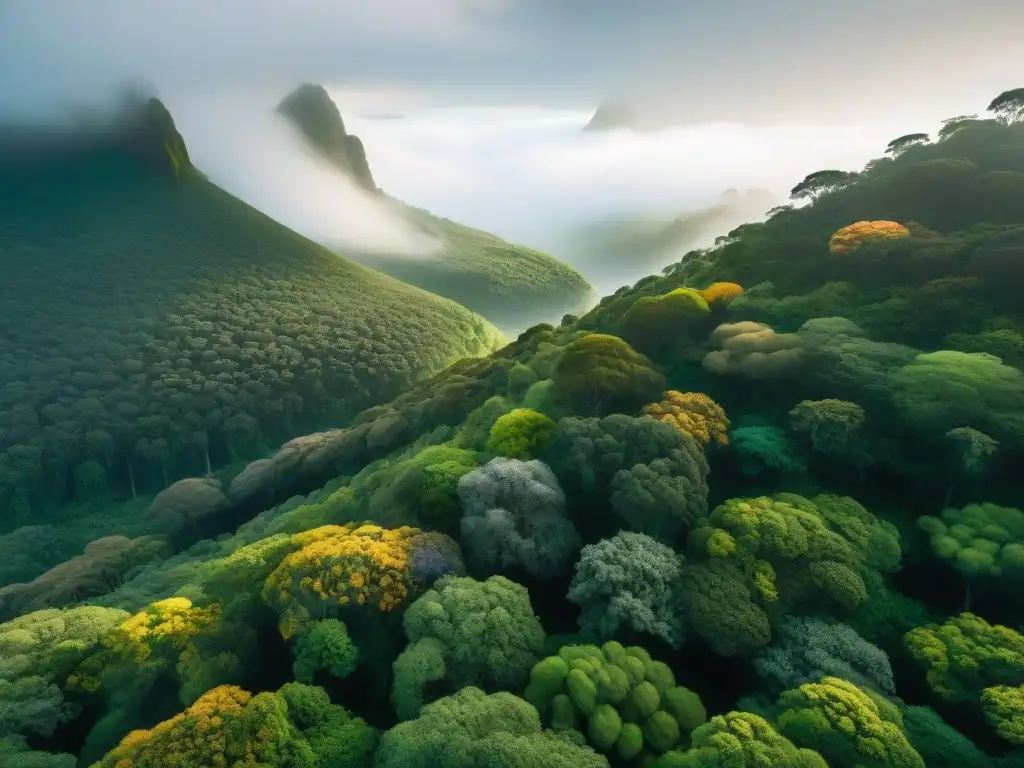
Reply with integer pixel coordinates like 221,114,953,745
154,85,944,290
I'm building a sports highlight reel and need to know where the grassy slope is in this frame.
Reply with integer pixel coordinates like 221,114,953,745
0,149,503,519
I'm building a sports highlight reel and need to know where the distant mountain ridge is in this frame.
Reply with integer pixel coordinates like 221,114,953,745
583,101,644,132
582,93,922,131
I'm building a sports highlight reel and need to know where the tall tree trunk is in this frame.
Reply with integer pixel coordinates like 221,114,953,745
961,583,973,613
204,447,212,477
127,457,137,499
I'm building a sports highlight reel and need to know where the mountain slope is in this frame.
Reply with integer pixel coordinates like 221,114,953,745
0,98,503,526
352,203,597,330
276,84,596,332
562,189,777,292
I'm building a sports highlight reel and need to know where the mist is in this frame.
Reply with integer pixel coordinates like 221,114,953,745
158,85,931,294
345,101,909,249
164,91,441,257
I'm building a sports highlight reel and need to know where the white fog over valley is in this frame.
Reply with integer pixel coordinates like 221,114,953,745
166,86,972,296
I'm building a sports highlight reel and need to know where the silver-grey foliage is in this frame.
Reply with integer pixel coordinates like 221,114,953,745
567,531,684,647
458,458,580,579
755,616,895,694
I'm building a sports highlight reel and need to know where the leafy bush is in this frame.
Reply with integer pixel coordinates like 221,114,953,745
524,642,706,760
376,686,609,768
458,458,580,579
567,532,685,647
392,575,544,719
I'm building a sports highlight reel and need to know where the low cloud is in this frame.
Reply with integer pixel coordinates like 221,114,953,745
341,97,926,250
167,89,440,256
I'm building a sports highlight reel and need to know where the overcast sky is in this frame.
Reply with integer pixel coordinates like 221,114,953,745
2,0,1022,122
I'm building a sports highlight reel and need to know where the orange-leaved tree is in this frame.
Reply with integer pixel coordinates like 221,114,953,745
828,221,910,254
699,282,744,307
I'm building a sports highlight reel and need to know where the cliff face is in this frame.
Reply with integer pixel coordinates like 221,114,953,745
276,83,378,192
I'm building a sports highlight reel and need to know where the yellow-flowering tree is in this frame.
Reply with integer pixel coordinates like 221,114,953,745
643,391,730,447
70,598,221,695
102,598,221,667
262,524,420,639
66,597,230,762
828,221,910,254
93,685,312,767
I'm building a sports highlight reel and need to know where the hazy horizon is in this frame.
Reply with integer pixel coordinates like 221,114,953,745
158,84,978,294
3,79,1000,295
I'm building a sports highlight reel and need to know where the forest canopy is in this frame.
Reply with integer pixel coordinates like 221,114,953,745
1,88,1024,768
0,101,504,530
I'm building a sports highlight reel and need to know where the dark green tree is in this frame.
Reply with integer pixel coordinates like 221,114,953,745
553,334,664,416
789,170,859,202
988,87,1024,124
886,133,930,157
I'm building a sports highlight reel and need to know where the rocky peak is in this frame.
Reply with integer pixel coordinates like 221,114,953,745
276,83,377,193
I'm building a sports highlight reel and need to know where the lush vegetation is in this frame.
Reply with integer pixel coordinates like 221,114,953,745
0,99,503,533
2,89,1024,767
277,83,597,333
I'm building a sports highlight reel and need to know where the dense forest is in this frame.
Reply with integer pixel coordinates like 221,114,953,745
1,88,1024,767
278,83,597,333
0,97,503,538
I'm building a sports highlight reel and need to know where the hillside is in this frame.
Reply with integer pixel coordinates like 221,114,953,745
352,203,597,331
4,90,1024,768
0,97,503,529
562,188,777,292
276,83,596,332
